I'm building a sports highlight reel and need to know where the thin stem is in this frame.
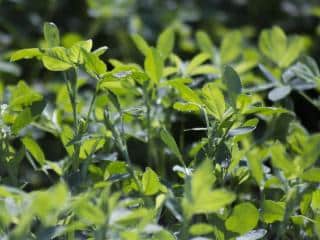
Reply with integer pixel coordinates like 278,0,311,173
64,71,81,171
298,90,320,111
104,110,142,191
84,87,98,131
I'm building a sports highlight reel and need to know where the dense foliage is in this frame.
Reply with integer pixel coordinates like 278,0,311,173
1,1,320,240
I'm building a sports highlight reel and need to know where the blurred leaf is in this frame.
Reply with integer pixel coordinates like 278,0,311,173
9,81,43,109
43,22,60,47
12,108,32,133
22,137,46,166
10,48,42,61
221,31,242,64
225,202,259,234
160,128,183,162
157,28,175,59
223,66,242,108
82,48,106,76
268,86,291,102
259,26,304,67
183,160,235,217
270,142,297,177
311,190,320,212
189,223,214,235
186,53,210,75
301,168,320,182
142,167,161,196
144,47,163,84
262,200,285,223
196,30,214,55
132,34,150,56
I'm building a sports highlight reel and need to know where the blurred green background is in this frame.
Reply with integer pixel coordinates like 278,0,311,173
0,0,320,188
1,0,320,64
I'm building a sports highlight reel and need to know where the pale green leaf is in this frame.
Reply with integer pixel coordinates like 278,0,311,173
300,168,320,182
144,48,163,84
186,53,210,75
10,48,42,62
157,28,175,59
196,30,214,55
42,47,73,71
22,137,46,166
201,83,225,121
225,202,259,234
221,31,242,64
160,128,183,161
43,22,60,47
132,34,150,56
262,200,285,223
142,167,161,196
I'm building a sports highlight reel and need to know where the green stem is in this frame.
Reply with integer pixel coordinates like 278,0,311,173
298,91,320,111
180,217,190,240
104,110,142,191
64,71,80,171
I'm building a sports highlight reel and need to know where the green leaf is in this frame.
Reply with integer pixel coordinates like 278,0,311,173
259,26,287,66
152,230,176,240
259,26,304,68
32,183,68,225
247,148,265,185
225,202,259,235
132,34,150,56
42,47,73,71
191,160,216,198
93,46,108,56
311,190,320,212
68,39,93,64
22,137,46,166
43,22,60,47
172,83,202,104
186,53,211,75
73,199,105,225
144,48,163,84
10,48,42,62
270,142,297,177
201,83,225,121
299,134,320,170
196,30,214,55
9,81,43,109
281,37,305,67
268,86,291,102
301,168,320,182
228,126,256,137
157,28,175,59
290,56,320,86
160,128,183,162
262,200,285,223
82,48,106,76
189,223,215,235
173,102,200,113
142,167,161,196
221,31,242,64
183,160,235,217
190,189,236,215
223,66,242,108
12,108,32,134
